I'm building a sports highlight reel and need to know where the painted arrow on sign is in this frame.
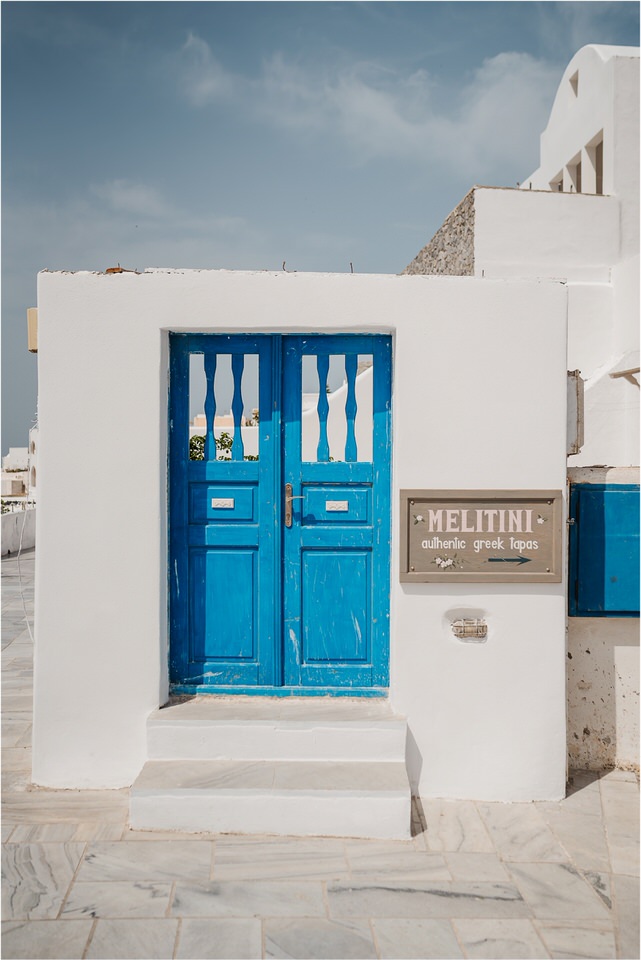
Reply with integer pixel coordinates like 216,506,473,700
488,555,531,565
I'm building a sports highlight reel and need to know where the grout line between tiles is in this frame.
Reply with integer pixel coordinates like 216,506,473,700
166,879,177,918
82,917,98,960
55,839,89,919
368,916,382,959
172,915,182,960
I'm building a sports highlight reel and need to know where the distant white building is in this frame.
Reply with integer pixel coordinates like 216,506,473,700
1,447,29,498
2,447,29,472
28,426,38,500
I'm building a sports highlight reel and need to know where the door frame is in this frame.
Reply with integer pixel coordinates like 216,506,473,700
168,332,392,697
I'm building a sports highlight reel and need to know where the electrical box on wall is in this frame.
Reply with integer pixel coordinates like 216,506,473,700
567,370,584,456
569,483,640,616
27,308,38,353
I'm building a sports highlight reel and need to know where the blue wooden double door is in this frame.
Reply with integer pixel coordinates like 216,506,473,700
169,334,392,695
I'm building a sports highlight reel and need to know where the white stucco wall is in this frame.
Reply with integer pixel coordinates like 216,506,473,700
1,508,36,556
473,188,619,282
472,188,638,468
33,268,568,800
524,47,639,193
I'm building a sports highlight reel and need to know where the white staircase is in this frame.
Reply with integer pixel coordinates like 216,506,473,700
130,697,411,839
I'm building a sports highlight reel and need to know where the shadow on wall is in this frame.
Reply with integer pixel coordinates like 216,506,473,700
405,726,423,797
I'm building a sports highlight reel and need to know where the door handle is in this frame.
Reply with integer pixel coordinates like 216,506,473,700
284,483,304,527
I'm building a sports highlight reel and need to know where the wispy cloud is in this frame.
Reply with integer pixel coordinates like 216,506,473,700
92,179,173,219
179,32,238,105
177,35,559,179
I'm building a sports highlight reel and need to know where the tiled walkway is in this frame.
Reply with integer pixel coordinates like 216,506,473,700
2,549,639,959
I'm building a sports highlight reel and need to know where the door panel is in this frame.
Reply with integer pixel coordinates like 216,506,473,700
282,336,391,690
169,333,391,694
170,335,278,688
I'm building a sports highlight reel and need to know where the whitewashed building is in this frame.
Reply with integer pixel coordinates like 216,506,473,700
405,44,640,772
30,45,638,837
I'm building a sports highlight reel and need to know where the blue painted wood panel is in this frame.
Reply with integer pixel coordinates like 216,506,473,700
169,333,391,694
170,334,277,688
302,551,370,661
569,484,640,617
282,335,391,690
190,549,256,662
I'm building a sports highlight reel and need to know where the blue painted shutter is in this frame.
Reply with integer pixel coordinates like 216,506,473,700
569,484,640,617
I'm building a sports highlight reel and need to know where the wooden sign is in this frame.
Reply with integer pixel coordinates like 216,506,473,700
400,490,563,582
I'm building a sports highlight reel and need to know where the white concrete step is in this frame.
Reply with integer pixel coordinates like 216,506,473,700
130,759,412,839
147,697,407,763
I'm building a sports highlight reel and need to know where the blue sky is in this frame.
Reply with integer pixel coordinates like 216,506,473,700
2,1,639,453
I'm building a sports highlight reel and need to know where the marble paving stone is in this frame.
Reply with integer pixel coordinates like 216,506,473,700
582,870,612,909
2,748,32,774
214,838,349,880
271,759,405,791
10,823,87,843
76,840,213,883
2,657,33,671
1,919,93,959
72,822,125,842
1,626,31,644
170,880,326,917
600,781,640,876
2,842,86,920
422,800,495,853
135,758,277,790
600,769,639,783
453,918,550,958
444,853,511,882
1,643,34,661
477,804,568,862
86,918,179,959
1,719,31,747
264,917,377,959
4,822,123,844
537,923,617,959
1,789,129,824
62,880,173,918
2,672,33,687
611,874,640,960
2,823,15,842
1,695,33,714
542,808,611,873
176,918,262,959
345,841,451,882
508,863,612,921
327,881,530,919
373,918,464,959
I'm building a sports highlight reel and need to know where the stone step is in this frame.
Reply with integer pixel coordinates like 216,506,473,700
148,697,407,763
130,759,412,839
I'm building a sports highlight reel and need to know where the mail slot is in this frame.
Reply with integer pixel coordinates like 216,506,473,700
326,500,349,512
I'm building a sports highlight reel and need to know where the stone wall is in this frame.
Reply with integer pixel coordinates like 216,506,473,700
402,189,475,276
